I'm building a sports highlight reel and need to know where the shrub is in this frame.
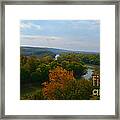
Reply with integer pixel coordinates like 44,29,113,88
62,80,93,100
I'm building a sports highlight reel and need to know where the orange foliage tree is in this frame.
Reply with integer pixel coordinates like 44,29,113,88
49,66,74,83
42,66,75,99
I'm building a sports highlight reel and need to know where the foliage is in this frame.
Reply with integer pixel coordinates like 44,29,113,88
43,79,93,100
42,66,93,100
31,63,49,83
20,65,30,83
20,55,51,84
58,53,100,65
49,66,75,82
43,66,75,99
62,79,93,100
20,52,100,100
39,56,53,64
20,56,28,66
21,89,45,100
49,60,60,69
27,56,40,72
63,62,87,78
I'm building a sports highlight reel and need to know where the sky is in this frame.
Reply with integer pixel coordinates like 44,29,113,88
20,20,100,52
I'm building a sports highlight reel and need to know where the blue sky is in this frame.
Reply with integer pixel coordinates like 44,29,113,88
20,20,100,52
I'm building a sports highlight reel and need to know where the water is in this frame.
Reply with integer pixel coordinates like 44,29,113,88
83,67,93,80
54,54,93,79
55,54,60,60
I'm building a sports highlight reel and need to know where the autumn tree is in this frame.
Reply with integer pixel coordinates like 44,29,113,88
49,66,75,83
42,66,93,100
42,66,75,99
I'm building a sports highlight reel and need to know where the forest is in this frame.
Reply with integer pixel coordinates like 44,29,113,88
20,48,100,100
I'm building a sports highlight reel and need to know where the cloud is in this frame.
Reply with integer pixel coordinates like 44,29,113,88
69,20,100,30
20,35,66,50
21,35,62,41
20,22,42,30
20,35,99,52
20,20,100,52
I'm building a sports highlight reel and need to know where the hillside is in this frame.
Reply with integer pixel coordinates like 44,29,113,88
20,46,99,57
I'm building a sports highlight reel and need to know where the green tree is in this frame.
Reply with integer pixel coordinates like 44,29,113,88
27,56,40,73
49,60,60,69
64,62,87,78
20,64,30,83
20,56,28,66
40,55,53,64
31,63,49,84
62,79,93,100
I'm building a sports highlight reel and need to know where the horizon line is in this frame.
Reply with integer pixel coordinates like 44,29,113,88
20,45,100,53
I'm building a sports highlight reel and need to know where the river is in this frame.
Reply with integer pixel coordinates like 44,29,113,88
83,67,93,80
54,54,94,80
55,54,60,60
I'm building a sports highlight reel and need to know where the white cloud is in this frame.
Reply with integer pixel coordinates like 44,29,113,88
20,35,99,52
20,22,42,30
21,35,62,41
69,20,100,30
20,35,66,50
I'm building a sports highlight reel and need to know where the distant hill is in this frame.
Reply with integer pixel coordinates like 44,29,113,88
20,47,55,57
20,46,99,57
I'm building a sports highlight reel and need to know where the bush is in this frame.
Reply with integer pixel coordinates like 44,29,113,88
62,80,93,100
